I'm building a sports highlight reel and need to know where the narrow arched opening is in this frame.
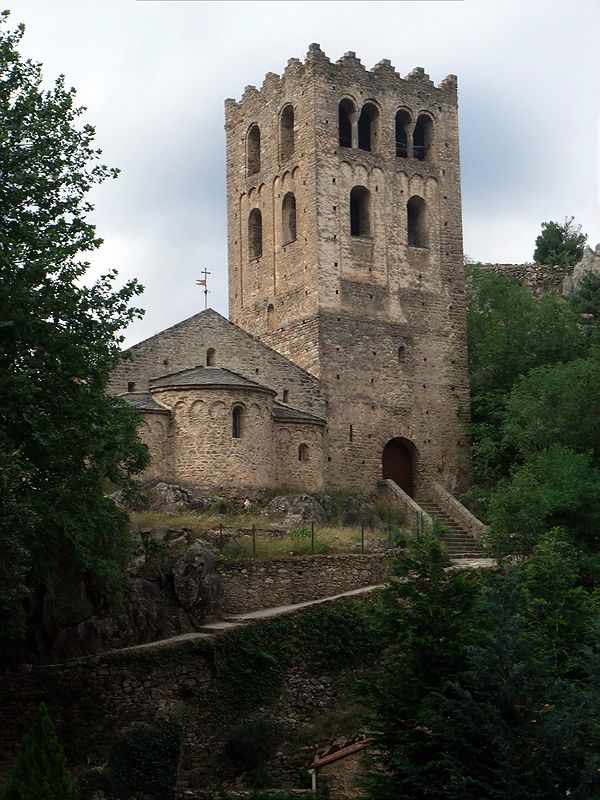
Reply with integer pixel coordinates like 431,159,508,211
282,192,297,244
350,185,371,237
358,102,379,152
248,208,262,259
267,303,276,331
247,124,261,175
279,104,294,162
395,109,411,158
382,437,415,497
298,443,309,462
206,348,216,366
413,114,433,162
407,195,428,248
338,98,355,148
232,405,244,439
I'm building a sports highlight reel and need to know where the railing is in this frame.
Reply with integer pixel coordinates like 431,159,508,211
378,479,433,533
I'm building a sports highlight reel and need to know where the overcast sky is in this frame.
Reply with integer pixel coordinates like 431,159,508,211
6,0,600,345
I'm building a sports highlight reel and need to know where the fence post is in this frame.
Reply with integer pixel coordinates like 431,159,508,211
252,524,256,558
311,520,314,553
361,522,365,554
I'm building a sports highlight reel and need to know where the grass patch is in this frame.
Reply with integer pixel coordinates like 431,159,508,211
219,525,392,561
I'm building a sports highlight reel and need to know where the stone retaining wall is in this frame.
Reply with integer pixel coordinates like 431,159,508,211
219,552,394,613
475,263,569,297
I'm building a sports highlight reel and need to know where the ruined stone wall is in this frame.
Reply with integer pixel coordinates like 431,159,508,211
219,553,391,613
150,385,275,488
274,420,326,491
475,262,569,297
108,309,325,419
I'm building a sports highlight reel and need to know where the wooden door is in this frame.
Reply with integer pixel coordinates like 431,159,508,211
382,438,414,497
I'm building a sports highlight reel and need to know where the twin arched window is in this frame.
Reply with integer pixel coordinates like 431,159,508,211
339,102,434,162
248,193,297,261
339,100,380,153
348,187,428,247
246,105,295,177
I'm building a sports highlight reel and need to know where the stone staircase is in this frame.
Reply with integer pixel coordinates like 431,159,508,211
416,499,485,558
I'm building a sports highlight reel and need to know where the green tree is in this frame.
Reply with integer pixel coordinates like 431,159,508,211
487,445,600,555
2,703,77,800
0,13,147,640
361,534,600,800
502,355,600,466
533,216,587,266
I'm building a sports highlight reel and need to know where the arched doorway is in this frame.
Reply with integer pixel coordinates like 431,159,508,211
382,438,414,497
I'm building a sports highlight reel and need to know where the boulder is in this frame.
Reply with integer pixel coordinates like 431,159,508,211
173,543,223,627
150,482,193,512
261,494,327,529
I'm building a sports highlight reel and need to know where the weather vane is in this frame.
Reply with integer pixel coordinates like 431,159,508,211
196,268,211,310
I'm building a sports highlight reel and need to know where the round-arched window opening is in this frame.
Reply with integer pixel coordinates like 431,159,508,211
350,185,372,237
267,303,276,331
407,195,428,248
279,104,294,162
395,109,412,158
232,405,244,439
282,192,297,244
358,102,380,152
298,443,309,462
338,98,356,148
413,114,434,162
248,208,263,260
247,123,261,175
206,348,216,366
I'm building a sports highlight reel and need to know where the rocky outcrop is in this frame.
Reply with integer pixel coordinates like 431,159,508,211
173,543,223,626
563,243,600,294
261,494,327,530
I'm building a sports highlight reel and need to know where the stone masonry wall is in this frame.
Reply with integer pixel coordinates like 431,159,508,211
225,46,472,495
150,385,275,488
138,409,172,481
476,262,569,297
219,553,391,613
274,419,326,490
108,308,325,420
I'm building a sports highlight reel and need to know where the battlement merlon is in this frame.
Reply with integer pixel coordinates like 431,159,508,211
224,44,458,124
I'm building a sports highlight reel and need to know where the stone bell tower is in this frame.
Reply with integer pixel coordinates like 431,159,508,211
225,44,471,495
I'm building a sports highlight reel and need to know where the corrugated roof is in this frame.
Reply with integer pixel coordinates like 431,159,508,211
150,365,273,392
122,393,171,414
272,401,326,425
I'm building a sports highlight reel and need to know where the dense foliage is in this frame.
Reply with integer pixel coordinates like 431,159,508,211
533,216,587,266
465,260,600,555
1,704,77,800
361,532,600,800
0,13,147,639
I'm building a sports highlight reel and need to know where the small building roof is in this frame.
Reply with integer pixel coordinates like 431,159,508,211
149,365,276,395
121,393,171,415
272,401,326,426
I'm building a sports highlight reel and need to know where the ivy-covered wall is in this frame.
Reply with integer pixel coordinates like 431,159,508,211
0,599,383,798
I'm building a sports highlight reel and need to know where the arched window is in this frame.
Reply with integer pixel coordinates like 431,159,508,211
279,104,294,162
350,186,371,237
358,102,379,152
407,195,428,248
232,405,243,439
206,348,216,366
282,192,297,244
338,98,355,148
395,109,411,158
247,124,260,175
413,114,433,162
298,443,309,462
267,303,276,331
248,208,262,259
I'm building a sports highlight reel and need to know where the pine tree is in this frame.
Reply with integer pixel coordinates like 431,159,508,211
2,704,77,800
